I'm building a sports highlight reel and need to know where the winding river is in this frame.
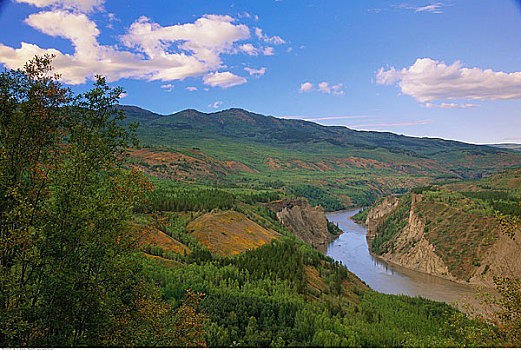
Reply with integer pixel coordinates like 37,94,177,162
326,209,477,305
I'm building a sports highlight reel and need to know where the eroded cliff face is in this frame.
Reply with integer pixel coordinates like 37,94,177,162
366,195,452,279
365,196,399,241
266,199,337,253
365,194,521,285
470,228,521,286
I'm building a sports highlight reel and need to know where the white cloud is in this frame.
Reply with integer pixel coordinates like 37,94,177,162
300,81,344,95
203,71,247,88
254,27,285,45
25,11,99,55
14,0,104,12
425,102,479,109
186,86,198,91
160,83,173,92
0,10,265,86
244,67,266,77
394,2,450,14
263,47,274,56
414,4,444,13
209,100,223,108
318,82,344,95
239,43,258,56
299,82,313,93
120,14,249,69
377,58,521,103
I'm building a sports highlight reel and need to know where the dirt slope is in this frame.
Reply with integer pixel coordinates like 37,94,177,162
187,210,281,256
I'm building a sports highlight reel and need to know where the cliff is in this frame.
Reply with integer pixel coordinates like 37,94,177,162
364,192,521,285
366,195,451,278
365,196,399,241
266,199,338,253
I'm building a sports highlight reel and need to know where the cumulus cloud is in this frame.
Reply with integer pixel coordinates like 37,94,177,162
120,14,249,74
299,81,344,95
14,0,104,12
25,11,99,55
318,82,344,95
203,71,247,88
209,100,223,109
262,47,274,56
0,6,282,87
299,82,313,93
254,27,285,45
244,67,266,77
239,43,258,56
377,58,521,103
186,86,198,91
160,83,173,92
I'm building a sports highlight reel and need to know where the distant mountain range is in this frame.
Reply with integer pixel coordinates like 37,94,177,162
486,143,521,152
118,105,521,207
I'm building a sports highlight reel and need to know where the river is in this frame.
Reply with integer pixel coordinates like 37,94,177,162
326,209,477,305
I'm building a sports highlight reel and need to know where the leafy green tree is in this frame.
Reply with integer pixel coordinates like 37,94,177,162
0,56,206,347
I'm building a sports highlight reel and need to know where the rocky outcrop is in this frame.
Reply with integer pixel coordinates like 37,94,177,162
364,194,521,285
266,199,338,253
365,194,453,280
380,197,451,278
365,196,399,241
470,227,521,286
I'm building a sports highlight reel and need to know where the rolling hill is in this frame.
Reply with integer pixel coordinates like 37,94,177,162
120,105,521,208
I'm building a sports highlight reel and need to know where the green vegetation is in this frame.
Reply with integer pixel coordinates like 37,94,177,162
327,219,343,236
352,207,370,223
2,56,516,347
287,184,346,211
143,237,498,347
119,105,521,210
0,57,205,347
364,168,521,281
371,195,412,255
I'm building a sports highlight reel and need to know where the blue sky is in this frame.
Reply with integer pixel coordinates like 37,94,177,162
1,0,521,144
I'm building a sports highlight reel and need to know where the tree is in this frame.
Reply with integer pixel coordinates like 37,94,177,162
0,56,206,347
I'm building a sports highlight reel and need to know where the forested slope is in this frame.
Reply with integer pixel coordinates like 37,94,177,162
119,105,521,209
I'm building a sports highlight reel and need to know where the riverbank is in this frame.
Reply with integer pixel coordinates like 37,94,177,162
325,210,480,308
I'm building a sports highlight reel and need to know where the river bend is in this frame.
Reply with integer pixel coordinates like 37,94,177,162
326,209,476,305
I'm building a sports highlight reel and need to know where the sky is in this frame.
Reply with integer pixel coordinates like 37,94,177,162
1,0,521,144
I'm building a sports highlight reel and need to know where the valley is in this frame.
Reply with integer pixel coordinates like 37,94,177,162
127,106,520,346
3,1,521,345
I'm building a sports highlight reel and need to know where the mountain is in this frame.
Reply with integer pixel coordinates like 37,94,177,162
486,143,521,152
119,105,521,208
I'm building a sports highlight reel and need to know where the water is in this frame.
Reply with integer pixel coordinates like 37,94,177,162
326,209,477,305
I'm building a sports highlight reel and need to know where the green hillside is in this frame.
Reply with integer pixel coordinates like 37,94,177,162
120,105,521,209
356,167,521,281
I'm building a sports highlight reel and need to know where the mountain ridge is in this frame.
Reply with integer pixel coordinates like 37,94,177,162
119,104,521,208
119,104,499,152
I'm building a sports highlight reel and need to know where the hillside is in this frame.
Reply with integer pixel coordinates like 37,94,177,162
487,143,521,152
357,168,521,285
136,183,497,347
186,210,281,256
120,105,521,208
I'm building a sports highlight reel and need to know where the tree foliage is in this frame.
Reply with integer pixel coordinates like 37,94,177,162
0,56,205,347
